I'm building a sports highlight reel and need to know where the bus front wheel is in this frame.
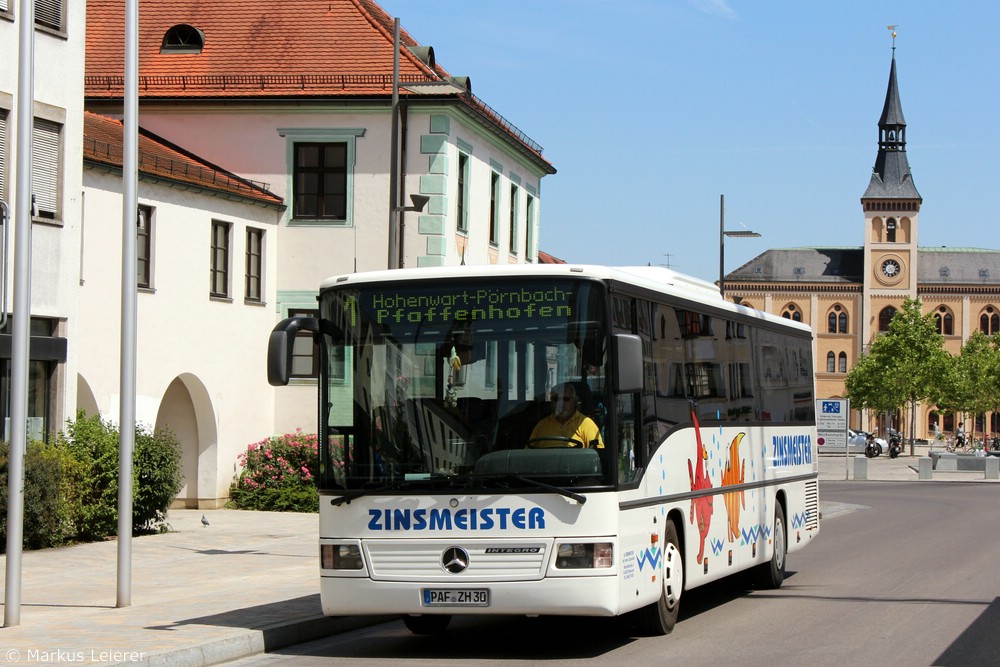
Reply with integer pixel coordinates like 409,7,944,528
630,520,683,636
752,503,786,589
403,614,451,635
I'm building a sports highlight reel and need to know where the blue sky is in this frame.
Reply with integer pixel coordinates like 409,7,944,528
376,1,1000,284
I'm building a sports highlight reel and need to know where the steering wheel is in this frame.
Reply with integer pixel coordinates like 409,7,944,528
526,436,585,449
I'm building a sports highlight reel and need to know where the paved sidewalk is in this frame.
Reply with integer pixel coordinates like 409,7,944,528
818,442,1000,483
1,450,996,667
0,510,389,667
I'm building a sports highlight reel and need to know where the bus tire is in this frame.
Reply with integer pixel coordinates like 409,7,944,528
403,614,451,635
630,520,683,636
752,503,786,589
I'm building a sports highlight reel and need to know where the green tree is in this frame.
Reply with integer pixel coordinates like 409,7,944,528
845,299,949,454
936,331,1000,444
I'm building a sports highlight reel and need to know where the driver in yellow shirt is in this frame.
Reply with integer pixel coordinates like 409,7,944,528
529,383,604,448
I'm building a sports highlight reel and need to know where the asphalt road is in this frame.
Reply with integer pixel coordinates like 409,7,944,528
226,481,999,667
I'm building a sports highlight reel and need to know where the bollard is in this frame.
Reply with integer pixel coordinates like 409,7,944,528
853,455,867,481
918,457,933,480
986,456,999,480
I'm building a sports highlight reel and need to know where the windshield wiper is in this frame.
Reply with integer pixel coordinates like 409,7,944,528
329,473,460,506
329,482,402,506
472,474,586,504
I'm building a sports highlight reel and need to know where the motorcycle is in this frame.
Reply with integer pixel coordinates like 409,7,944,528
887,428,903,458
864,433,884,458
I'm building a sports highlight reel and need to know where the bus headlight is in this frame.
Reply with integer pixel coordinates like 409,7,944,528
321,544,363,570
556,542,613,569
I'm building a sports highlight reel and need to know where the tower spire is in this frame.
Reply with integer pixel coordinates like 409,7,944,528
862,36,920,201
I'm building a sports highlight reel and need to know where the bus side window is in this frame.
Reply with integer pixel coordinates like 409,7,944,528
616,394,637,483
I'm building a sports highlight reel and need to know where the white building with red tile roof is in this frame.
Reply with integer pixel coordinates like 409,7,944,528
0,0,556,506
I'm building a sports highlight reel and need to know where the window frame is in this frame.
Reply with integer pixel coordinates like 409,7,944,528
136,204,153,289
35,0,64,32
210,220,232,299
0,107,7,201
878,307,896,332
508,182,519,255
525,192,536,261
245,227,264,303
32,117,61,221
278,127,365,227
289,307,320,379
456,151,470,233
488,171,500,246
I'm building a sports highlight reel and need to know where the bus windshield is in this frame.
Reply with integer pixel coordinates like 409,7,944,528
317,277,613,491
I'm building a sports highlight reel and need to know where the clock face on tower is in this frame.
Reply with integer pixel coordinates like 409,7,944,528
881,259,901,278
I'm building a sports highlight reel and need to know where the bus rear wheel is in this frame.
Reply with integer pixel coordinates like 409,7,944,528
403,614,451,635
629,520,683,636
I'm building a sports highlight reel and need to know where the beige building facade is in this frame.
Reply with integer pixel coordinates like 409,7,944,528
723,51,1000,441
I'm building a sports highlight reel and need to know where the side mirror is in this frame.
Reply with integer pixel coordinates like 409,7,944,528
267,316,320,386
612,333,643,393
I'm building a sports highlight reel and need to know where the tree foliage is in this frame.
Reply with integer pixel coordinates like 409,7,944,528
845,299,949,449
933,331,1000,437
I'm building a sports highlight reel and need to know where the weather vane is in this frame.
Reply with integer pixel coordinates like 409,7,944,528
887,25,897,51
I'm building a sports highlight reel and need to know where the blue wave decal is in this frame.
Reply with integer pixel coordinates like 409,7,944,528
636,546,662,571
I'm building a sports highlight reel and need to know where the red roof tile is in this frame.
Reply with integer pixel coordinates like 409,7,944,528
83,111,284,206
86,0,445,97
84,0,553,169
537,251,567,264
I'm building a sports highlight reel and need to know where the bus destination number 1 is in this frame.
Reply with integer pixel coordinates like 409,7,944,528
422,589,490,607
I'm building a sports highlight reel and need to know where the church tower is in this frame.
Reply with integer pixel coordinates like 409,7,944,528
861,45,922,343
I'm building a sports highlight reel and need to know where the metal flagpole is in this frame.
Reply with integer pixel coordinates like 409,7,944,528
4,0,37,628
117,0,139,608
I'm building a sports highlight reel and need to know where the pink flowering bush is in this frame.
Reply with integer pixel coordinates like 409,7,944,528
228,429,319,512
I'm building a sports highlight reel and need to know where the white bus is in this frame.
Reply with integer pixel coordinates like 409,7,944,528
267,264,819,635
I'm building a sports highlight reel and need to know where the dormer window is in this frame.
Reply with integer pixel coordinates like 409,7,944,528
161,24,205,54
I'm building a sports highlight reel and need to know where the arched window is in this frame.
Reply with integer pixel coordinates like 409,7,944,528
980,306,999,335
826,352,835,373
838,352,847,373
878,306,896,332
827,306,848,333
161,24,206,54
782,303,802,322
886,218,897,243
934,307,954,336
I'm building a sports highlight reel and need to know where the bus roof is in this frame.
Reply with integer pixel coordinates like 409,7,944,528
320,264,810,333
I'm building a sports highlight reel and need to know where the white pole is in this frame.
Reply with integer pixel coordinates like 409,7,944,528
117,0,139,608
4,0,37,628
387,17,400,269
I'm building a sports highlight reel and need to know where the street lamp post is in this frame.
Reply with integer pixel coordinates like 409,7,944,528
718,194,760,300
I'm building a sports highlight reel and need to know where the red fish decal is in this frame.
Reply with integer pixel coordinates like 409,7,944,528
687,407,713,564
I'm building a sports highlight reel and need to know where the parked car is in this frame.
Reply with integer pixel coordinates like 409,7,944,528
820,429,887,453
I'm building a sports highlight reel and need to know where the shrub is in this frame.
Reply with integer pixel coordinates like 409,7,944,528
0,440,80,552
55,413,121,540
54,412,183,538
0,412,183,551
134,423,183,534
229,430,318,512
